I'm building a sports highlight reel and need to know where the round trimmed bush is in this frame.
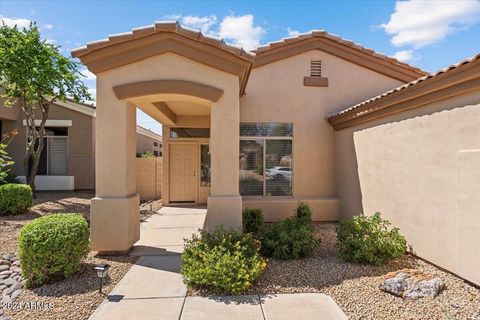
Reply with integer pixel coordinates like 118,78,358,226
19,213,90,287
261,217,319,260
337,212,407,265
181,228,266,294
0,183,32,216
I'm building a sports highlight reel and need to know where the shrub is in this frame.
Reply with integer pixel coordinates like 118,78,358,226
242,208,264,234
336,212,407,265
0,183,32,216
19,214,90,287
296,201,312,224
261,217,319,260
181,227,266,294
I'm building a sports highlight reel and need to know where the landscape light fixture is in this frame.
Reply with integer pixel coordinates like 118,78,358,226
95,264,110,293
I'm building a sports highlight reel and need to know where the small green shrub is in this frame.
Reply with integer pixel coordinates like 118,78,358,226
242,208,264,234
19,214,90,287
261,217,319,260
336,212,407,265
296,201,312,224
0,183,32,216
181,227,266,294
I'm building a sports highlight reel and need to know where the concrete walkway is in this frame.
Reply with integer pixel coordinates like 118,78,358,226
89,206,347,320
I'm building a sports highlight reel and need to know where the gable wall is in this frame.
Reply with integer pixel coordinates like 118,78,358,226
240,50,402,213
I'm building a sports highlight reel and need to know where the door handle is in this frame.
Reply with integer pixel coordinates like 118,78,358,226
193,170,196,177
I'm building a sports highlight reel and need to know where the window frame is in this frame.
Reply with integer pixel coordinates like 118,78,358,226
240,122,293,197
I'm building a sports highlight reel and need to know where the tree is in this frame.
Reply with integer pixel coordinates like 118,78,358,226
0,23,90,195
0,130,17,184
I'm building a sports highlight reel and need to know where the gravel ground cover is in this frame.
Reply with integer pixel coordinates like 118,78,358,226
0,191,149,320
191,223,480,320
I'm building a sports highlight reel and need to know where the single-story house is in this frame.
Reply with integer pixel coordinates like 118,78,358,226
72,22,479,285
0,96,162,190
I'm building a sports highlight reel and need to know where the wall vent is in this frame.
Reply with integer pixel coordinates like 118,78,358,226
310,60,322,77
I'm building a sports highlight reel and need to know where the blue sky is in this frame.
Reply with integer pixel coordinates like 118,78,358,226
2,0,480,134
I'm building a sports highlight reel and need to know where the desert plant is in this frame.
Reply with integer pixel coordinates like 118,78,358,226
336,212,407,265
0,183,32,215
181,227,266,294
19,213,90,287
0,131,17,185
296,201,312,224
242,208,264,234
261,217,319,260
137,151,154,158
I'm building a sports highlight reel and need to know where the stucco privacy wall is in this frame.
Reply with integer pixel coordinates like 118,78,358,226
335,91,480,285
136,157,162,200
1,102,95,190
241,50,403,221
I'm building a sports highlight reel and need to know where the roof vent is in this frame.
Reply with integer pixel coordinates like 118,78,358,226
310,60,322,77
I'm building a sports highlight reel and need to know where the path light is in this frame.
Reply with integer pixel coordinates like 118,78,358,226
95,264,110,293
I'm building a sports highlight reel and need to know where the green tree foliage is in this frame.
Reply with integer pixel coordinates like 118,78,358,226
0,23,90,195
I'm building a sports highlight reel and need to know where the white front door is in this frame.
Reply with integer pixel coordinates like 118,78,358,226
169,143,196,202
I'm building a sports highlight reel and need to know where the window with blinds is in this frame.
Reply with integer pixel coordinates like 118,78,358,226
36,127,68,176
239,123,293,197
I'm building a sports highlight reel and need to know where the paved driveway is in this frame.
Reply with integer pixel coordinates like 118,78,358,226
89,206,347,320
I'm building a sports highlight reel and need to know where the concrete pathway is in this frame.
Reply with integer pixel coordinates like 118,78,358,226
89,206,347,320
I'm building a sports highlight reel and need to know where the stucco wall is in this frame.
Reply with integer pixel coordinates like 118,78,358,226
335,91,480,285
241,50,403,220
136,157,162,200
136,133,161,155
1,101,95,190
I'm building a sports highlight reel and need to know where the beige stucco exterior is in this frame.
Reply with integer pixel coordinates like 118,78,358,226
334,91,480,285
136,126,162,156
0,100,96,190
241,50,403,220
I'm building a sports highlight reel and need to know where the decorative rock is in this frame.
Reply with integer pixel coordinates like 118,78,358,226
0,266,9,272
0,260,10,266
11,267,21,274
3,278,15,287
3,286,15,296
11,289,22,300
0,270,12,276
0,285,6,291
380,269,444,299
0,309,3,316
11,261,20,267
2,255,14,261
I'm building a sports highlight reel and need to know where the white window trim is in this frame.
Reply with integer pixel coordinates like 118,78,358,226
22,119,72,127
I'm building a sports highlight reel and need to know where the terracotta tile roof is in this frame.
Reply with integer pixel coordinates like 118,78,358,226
327,53,480,120
252,30,426,75
71,21,255,62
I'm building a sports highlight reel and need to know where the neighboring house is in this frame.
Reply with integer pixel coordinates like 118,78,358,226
136,125,162,156
0,96,162,190
72,21,479,286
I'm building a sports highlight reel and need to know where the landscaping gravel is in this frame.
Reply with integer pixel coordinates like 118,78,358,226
248,223,480,320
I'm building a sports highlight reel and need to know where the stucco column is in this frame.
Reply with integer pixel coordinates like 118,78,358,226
206,87,242,229
90,78,139,253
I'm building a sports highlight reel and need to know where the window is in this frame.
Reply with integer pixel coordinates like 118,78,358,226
170,128,210,138
153,151,159,157
36,127,68,176
239,123,293,197
200,144,211,187
153,141,158,147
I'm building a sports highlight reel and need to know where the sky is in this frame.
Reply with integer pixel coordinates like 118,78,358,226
1,0,480,134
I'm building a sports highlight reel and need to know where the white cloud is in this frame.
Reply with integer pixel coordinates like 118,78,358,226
392,50,413,62
181,15,217,34
381,0,480,49
81,69,96,80
287,27,300,36
171,13,265,49
218,14,265,49
44,23,54,30
0,17,31,28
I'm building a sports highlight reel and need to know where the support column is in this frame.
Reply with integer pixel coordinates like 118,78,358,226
206,87,242,229
90,79,139,253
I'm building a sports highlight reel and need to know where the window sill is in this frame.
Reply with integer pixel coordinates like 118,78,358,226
304,76,328,87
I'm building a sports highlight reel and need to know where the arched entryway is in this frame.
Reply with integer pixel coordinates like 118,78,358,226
72,22,254,253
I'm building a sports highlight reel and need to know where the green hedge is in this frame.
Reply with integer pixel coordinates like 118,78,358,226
0,183,32,216
337,212,407,265
242,208,264,234
181,228,266,294
19,214,90,287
